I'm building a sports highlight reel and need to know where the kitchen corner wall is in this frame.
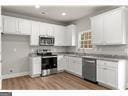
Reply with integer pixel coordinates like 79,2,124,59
2,34,30,76
1,34,67,77
69,6,128,56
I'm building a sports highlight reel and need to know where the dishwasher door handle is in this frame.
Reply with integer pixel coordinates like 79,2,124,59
84,61,96,63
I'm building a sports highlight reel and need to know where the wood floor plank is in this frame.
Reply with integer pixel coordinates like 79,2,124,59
2,72,108,90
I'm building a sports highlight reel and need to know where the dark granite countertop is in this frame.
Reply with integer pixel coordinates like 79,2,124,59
29,52,128,61
55,52,128,61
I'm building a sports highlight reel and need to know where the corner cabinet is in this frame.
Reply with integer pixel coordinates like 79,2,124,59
54,24,76,46
97,59,126,89
66,24,76,46
54,25,66,46
91,7,128,45
66,56,82,77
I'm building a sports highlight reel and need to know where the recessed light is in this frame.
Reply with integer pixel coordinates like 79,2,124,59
35,5,40,9
41,11,47,15
61,12,67,16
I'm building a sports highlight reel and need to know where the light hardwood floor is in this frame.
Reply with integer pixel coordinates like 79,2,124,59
2,72,108,90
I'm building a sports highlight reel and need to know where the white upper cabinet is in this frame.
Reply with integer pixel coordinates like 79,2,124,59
91,7,128,45
54,25,66,46
54,24,76,46
30,21,40,46
19,18,31,35
91,15,104,45
104,9,122,44
3,15,19,34
66,24,76,46
39,23,54,37
39,22,47,36
47,24,54,37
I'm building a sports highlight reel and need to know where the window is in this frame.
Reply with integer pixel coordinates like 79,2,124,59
79,31,92,48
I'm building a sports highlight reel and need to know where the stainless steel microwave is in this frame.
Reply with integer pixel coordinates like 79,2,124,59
39,36,55,46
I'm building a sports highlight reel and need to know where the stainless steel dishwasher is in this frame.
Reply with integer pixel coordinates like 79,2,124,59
82,57,97,83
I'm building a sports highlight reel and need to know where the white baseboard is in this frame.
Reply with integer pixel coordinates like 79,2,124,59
2,72,29,79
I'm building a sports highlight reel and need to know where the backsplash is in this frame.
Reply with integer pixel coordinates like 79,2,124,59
66,45,128,56
30,46,67,53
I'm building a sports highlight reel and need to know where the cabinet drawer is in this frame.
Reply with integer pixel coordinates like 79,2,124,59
106,61,118,68
97,60,118,68
33,57,41,63
97,60,105,66
72,57,82,62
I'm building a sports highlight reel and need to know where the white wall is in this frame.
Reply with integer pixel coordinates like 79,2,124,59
2,35,30,76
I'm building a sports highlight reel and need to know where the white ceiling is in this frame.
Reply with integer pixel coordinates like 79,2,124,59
2,6,117,23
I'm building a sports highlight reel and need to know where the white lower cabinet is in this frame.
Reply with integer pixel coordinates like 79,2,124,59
68,57,82,76
57,55,65,71
106,68,117,88
57,55,68,71
57,55,82,77
29,56,41,77
97,59,126,89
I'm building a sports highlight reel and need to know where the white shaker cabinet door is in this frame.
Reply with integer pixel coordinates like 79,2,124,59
30,57,41,77
3,16,19,34
57,55,64,71
19,18,31,35
106,68,117,88
54,25,66,46
66,24,76,46
97,67,107,84
91,15,104,45
104,9,122,44
30,21,39,46
39,22,47,36
47,24,54,37
75,61,82,76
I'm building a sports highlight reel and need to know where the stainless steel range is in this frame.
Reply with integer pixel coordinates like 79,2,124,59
37,49,57,76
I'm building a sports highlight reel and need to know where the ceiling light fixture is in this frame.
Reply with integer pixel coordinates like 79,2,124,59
61,12,67,16
35,5,40,9
41,12,46,15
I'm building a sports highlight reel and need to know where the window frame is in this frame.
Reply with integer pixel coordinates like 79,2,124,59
78,29,93,49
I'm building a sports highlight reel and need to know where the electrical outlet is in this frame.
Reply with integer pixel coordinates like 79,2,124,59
9,69,13,73
13,48,16,52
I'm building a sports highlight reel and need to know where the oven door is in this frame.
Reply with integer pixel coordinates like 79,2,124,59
41,56,57,69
